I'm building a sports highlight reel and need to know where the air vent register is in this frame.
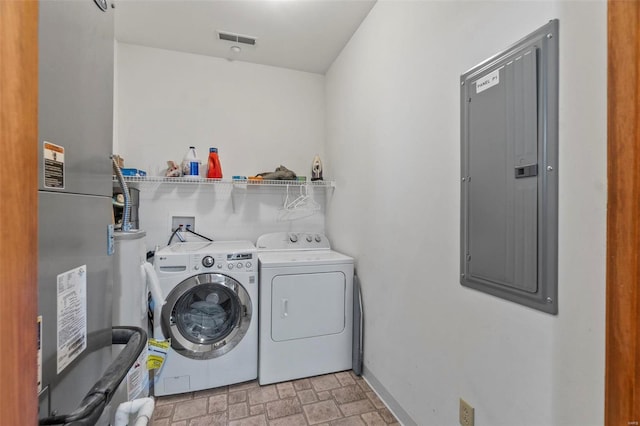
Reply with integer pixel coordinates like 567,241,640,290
217,31,257,46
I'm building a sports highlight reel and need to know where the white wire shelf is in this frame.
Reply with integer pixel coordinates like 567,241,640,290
113,176,335,188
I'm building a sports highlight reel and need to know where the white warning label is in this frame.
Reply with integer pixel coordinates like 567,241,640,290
57,265,87,374
475,68,501,94
127,347,148,400
43,141,65,189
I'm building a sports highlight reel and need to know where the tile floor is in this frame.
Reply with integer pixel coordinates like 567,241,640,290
150,371,400,426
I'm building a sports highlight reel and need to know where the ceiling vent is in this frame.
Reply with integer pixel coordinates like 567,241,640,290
217,31,257,46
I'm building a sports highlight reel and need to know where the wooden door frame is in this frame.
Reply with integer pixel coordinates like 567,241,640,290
0,1,636,425
606,1,640,424
0,1,39,425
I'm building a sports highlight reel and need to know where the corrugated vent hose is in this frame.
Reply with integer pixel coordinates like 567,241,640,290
38,327,147,426
112,156,132,232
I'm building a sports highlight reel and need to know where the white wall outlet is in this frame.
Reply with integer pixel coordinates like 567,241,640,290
171,216,195,232
460,398,474,426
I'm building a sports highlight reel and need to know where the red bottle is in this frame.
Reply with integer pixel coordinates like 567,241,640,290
207,147,223,179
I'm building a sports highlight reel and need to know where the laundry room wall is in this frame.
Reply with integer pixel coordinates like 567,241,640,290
325,1,606,425
114,43,327,248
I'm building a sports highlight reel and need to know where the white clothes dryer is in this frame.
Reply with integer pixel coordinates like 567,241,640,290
257,232,354,385
152,241,257,396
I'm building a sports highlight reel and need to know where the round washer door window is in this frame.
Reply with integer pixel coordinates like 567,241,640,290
162,273,252,360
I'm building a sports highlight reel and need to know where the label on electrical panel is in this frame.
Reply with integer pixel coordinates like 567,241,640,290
475,68,501,94
56,265,87,374
43,141,65,189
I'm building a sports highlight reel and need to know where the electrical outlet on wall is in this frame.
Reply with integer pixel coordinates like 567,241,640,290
459,398,474,426
171,216,195,232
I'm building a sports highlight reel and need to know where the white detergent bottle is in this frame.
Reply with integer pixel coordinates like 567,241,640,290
181,146,199,177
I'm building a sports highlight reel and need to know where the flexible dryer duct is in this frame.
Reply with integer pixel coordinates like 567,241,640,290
112,156,132,231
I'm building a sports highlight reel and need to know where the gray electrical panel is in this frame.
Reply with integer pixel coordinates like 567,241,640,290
460,20,559,314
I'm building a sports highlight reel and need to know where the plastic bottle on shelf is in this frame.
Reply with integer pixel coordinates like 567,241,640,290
207,147,223,179
311,154,323,181
181,146,199,177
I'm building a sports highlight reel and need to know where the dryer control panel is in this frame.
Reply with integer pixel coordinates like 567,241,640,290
257,232,331,251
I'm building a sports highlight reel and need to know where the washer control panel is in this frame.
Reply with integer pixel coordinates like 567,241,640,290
154,241,257,274
190,252,254,272
256,232,331,251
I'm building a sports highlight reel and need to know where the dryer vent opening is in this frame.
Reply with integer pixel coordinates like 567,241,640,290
217,31,257,46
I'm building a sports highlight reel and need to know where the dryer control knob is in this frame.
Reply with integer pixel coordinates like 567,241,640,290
202,256,214,268
246,261,252,268
289,233,298,243
306,235,312,242
315,235,322,242
237,263,243,269
228,263,234,269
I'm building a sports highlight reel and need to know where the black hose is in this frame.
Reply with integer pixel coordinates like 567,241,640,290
39,327,147,426
185,227,213,242
167,225,183,246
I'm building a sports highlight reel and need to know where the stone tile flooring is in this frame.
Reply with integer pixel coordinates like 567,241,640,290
151,371,400,425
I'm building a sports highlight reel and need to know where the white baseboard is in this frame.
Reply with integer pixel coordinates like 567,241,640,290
361,365,416,426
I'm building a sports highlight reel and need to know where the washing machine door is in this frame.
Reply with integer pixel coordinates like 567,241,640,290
161,273,252,360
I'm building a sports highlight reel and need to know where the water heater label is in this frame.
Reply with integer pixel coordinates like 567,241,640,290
56,265,87,374
43,141,65,189
127,347,148,400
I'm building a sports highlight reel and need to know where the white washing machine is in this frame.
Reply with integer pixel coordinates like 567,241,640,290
257,232,354,385
152,241,257,396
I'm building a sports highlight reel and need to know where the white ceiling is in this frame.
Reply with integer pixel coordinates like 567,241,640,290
114,0,376,74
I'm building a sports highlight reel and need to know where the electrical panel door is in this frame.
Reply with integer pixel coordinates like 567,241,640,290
460,20,559,314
